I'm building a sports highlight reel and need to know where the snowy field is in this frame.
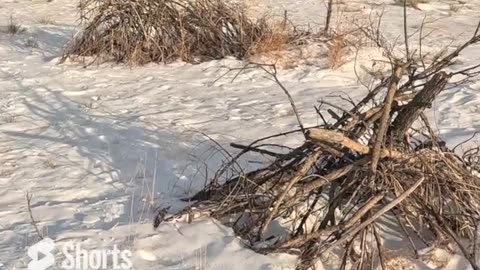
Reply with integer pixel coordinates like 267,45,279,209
1,0,480,269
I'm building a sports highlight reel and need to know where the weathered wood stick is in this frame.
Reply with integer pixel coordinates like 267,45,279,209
391,71,450,139
307,128,403,158
371,65,405,174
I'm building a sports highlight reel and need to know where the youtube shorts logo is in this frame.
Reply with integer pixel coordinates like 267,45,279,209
27,238,55,270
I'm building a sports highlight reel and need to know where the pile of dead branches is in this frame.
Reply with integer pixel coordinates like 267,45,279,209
61,0,305,65
156,18,480,270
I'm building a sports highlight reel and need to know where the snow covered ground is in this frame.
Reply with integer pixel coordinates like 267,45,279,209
1,0,480,269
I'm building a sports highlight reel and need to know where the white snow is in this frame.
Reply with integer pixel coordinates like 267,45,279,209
0,0,480,269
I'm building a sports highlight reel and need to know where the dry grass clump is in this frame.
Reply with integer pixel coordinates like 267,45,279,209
246,19,326,68
327,33,349,69
61,0,304,65
38,17,56,25
250,31,290,56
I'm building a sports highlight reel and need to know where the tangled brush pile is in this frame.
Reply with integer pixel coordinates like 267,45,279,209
155,22,480,270
62,0,305,64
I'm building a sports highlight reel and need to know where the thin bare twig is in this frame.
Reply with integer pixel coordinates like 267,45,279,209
26,192,43,240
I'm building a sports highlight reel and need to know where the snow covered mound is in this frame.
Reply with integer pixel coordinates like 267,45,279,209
0,0,480,269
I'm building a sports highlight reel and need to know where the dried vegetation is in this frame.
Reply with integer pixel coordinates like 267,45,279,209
62,0,312,65
155,4,480,270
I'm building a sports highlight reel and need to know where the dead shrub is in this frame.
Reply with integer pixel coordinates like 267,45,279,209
5,16,25,35
62,0,303,65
